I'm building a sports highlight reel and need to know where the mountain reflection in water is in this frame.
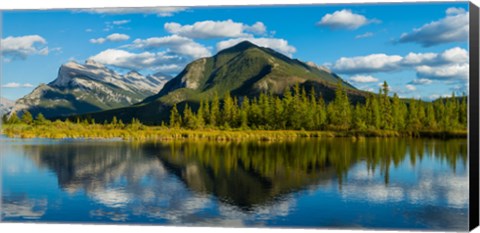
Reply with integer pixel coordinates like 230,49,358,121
1,137,468,230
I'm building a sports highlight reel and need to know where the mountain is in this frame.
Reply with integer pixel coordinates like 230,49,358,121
0,97,14,116
10,60,171,118
84,41,367,124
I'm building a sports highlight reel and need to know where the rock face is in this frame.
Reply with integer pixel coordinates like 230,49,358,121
0,97,14,116
87,41,368,124
10,60,171,118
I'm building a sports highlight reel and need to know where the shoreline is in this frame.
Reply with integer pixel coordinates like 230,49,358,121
1,125,467,142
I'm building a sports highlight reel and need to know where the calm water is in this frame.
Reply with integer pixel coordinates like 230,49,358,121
0,135,469,231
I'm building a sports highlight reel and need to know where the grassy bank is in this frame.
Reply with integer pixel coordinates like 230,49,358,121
1,122,467,142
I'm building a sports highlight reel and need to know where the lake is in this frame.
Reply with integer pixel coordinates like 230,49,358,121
0,136,469,231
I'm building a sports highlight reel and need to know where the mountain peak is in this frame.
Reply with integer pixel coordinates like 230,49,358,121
85,59,105,68
218,40,260,54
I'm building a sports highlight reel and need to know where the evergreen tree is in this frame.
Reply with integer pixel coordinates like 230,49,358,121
222,93,234,127
316,94,327,130
381,81,393,130
273,96,285,129
240,96,251,129
182,104,197,129
407,99,421,131
169,104,182,128
21,111,33,124
329,83,351,130
425,103,437,130
210,92,220,127
391,93,405,130
366,94,381,129
353,104,367,130
196,101,206,129
34,113,49,125
459,94,467,128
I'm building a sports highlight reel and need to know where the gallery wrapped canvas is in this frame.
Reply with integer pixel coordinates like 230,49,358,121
0,1,478,232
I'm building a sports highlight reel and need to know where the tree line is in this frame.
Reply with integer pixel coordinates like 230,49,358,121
2,81,467,133
169,82,467,132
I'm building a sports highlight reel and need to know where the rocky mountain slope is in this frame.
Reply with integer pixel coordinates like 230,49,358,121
11,60,171,118
0,97,14,116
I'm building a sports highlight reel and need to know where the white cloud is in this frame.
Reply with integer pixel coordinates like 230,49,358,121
409,78,433,85
216,37,296,57
317,9,380,30
245,22,267,35
106,33,130,42
402,52,438,66
439,47,468,63
164,20,266,39
405,84,417,91
2,82,34,88
1,35,49,60
332,54,403,74
398,8,468,47
446,7,466,16
89,38,106,44
350,75,378,83
332,47,468,80
89,49,186,72
332,47,468,88
90,33,130,44
416,63,469,81
81,7,188,17
112,20,130,25
128,35,211,59
355,32,373,39
403,47,467,66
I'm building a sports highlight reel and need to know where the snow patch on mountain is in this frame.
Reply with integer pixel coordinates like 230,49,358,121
10,60,172,118
0,97,14,116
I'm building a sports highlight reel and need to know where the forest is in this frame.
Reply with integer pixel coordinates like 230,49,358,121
168,82,467,132
1,82,468,140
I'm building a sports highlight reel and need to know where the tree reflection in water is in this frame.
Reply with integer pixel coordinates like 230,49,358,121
21,138,467,210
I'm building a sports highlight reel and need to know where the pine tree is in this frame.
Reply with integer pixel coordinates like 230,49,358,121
196,101,206,129
169,104,182,128
210,92,220,127
317,94,327,130
353,104,367,130
21,111,33,124
329,82,351,130
381,81,393,130
232,97,240,128
282,87,293,129
182,104,196,129
240,96,250,129
365,94,380,130
391,93,405,130
111,116,118,126
273,96,284,129
34,113,49,125
407,99,421,131
425,103,437,130
222,93,234,127
459,94,467,128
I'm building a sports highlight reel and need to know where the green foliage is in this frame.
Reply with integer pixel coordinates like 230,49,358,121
169,104,182,128
21,111,34,125
165,81,467,134
34,113,50,125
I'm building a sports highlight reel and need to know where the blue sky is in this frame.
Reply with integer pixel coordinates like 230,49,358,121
1,2,469,100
